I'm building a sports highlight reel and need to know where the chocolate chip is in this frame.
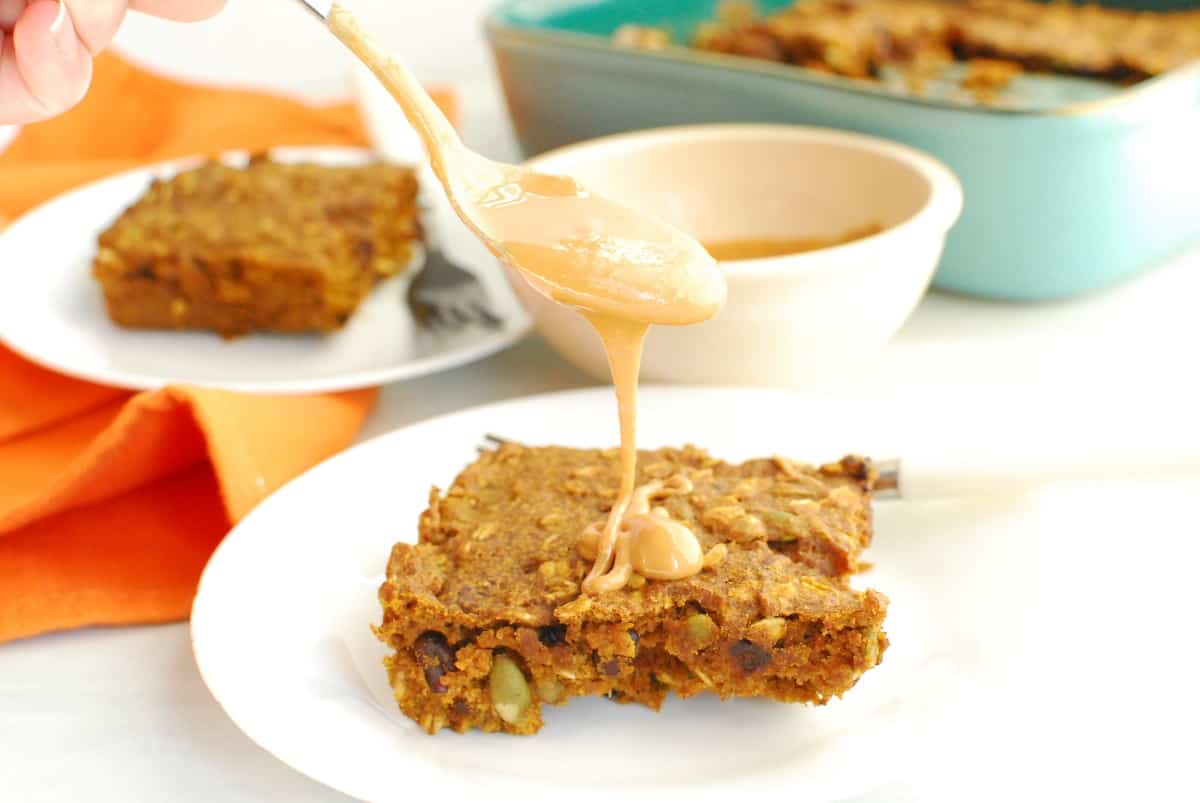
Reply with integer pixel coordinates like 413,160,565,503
356,239,375,265
627,629,640,646
537,624,567,647
840,455,873,484
414,631,455,694
451,700,471,717
729,639,771,673
602,659,621,677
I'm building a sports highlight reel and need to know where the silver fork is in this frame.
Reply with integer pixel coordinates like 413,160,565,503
407,247,504,333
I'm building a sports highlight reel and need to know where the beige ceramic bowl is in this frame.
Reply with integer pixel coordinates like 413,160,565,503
501,124,963,387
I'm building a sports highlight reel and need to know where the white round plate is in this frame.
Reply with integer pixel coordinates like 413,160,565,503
0,146,529,394
193,387,996,803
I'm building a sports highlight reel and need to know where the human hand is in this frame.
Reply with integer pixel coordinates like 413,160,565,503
0,0,227,124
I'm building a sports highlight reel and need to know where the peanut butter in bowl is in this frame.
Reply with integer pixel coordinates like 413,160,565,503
703,223,885,262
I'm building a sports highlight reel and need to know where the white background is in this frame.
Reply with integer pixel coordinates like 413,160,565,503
2,1,1200,801
115,0,499,96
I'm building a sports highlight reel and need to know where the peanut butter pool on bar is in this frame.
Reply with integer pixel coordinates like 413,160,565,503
375,444,888,735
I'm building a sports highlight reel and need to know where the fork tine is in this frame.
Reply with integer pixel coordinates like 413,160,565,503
414,304,434,330
451,306,472,326
471,302,503,330
424,304,446,331
404,272,428,329
409,302,431,330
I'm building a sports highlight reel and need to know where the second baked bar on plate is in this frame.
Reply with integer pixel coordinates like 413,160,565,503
93,155,421,339
376,443,888,735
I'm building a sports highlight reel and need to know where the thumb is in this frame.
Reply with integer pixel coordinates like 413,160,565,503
8,0,91,118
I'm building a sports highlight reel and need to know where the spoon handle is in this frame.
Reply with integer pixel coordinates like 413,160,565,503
323,3,464,186
293,0,332,21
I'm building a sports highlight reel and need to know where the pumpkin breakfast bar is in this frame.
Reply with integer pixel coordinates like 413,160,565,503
92,156,421,338
687,0,1200,95
376,443,888,735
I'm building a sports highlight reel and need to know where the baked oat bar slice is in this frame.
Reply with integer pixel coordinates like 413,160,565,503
375,444,888,735
92,155,421,338
692,0,1200,90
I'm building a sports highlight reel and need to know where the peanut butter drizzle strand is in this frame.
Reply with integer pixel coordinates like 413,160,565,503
581,315,642,594
578,312,726,594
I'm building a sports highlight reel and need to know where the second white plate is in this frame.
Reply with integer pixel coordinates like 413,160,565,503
0,146,530,394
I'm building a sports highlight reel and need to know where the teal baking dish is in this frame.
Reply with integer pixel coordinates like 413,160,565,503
486,0,1200,301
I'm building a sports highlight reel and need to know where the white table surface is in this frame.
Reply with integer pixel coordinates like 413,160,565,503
2,3,1199,801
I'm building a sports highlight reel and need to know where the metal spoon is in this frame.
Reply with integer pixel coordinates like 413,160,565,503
293,0,723,326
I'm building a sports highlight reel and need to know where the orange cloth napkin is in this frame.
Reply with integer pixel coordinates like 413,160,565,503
0,54,454,643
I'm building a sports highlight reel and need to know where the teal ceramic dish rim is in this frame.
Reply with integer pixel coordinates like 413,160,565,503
521,123,965,278
485,4,1200,119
